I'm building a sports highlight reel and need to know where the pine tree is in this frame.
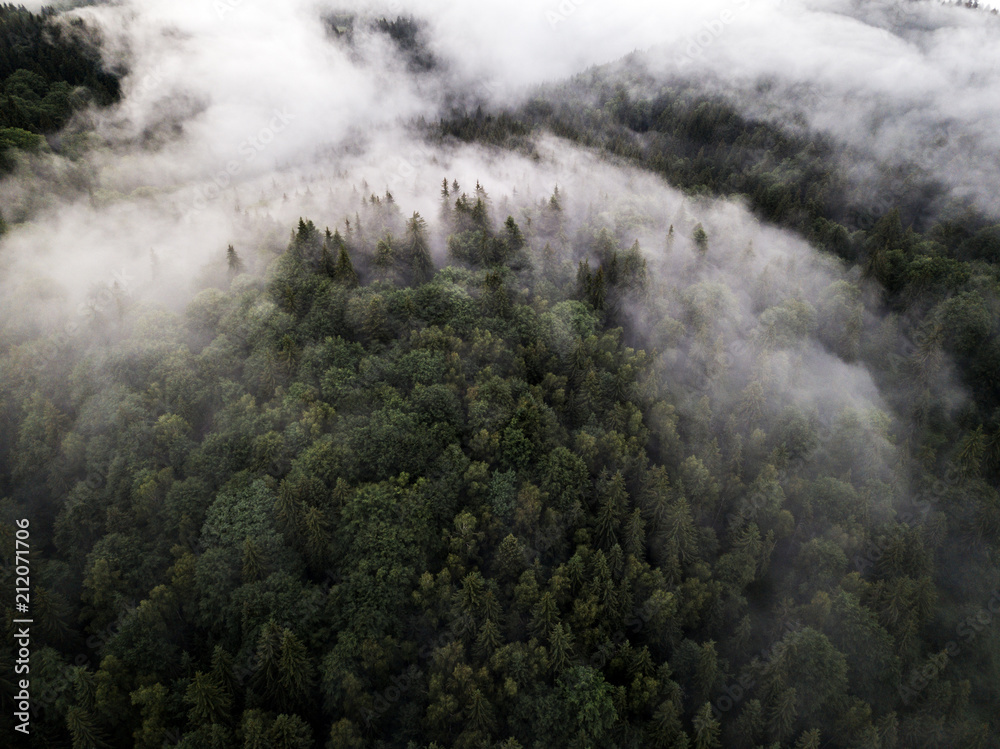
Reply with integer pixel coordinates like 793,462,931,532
131,684,169,749
241,710,270,749
768,687,798,743
622,507,646,558
548,622,575,674
268,713,313,749
595,493,621,549
693,641,719,706
731,699,766,748
595,471,628,549
651,699,686,746
471,196,490,232
354,211,365,250
467,688,496,733
297,505,327,567
254,619,284,700
793,729,822,749
278,629,313,706
693,223,709,255
692,702,721,749
242,537,264,582
503,215,525,261
530,592,560,638
495,533,525,582
374,234,396,282
621,239,647,290
184,671,231,725
542,241,556,276
863,208,906,284
475,618,503,658
549,185,561,210
590,267,607,310
320,228,337,278
405,211,434,285
330,229,359,287
440,177,453,226
226,244,244,277
211,646,238,696
66,706,106,749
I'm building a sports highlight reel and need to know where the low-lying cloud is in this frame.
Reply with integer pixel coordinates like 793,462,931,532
0,0,978,500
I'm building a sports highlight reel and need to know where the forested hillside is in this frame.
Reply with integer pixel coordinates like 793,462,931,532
441,69,1000,460
2,169,999,747
0,3,120,172
1,3,1000,749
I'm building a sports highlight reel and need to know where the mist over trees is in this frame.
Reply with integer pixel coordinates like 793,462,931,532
0,4,120,171
441,69,1000,425
1,2,999,749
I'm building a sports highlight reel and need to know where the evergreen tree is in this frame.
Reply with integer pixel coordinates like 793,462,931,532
405,211,434,285
226,244,244,277
693,223,709,255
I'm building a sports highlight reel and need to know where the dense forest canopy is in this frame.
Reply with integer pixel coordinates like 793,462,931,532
439,65,1000,428
0,2,999,749
0,4,120,172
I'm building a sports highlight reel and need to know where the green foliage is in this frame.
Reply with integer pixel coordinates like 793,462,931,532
443,69,1000,419
2,150,1000,749
0,6,120,171
527,665,618,749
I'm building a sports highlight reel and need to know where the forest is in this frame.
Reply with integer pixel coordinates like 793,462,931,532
0,4,120,173
441,67,1000,430
1,3,999,749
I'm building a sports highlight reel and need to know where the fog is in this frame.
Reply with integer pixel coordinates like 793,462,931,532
0,0,731,306
0,0,980,492
636,0,1000,220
